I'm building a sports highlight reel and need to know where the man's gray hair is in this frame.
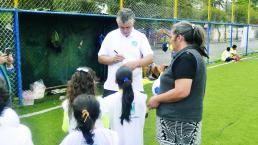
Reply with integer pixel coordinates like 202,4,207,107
116,8,135,23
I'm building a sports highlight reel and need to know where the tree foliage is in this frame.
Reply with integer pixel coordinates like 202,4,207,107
0,0,257,24
201,7,227,22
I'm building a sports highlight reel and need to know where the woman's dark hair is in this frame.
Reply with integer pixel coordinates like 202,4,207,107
172,21,209,58
72,94,100,145
0,77,9,116
67,67,96,117
116,66,134,125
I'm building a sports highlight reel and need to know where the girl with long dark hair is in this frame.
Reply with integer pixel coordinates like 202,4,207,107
62,67,97,133
60,94,118,145
100,66,147,145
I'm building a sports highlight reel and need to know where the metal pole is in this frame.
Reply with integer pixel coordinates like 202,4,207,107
246,0,251,55
13,10,23,106
247,0,251,24
231,0,235,23
207,0,211,63
174,0,178,19
206,23,211,63
246,25,249,55
208,0,211,22
120,0,123,10
13,0,19,8
230,25,233,47
230,0,234,47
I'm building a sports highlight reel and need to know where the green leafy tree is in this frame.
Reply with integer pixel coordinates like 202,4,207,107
232,0,258,24
178,0,196,19
200,7,227,42
235,3,248,23
123,0,171,18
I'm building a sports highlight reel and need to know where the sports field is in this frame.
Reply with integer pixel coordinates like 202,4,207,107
16,54,258,145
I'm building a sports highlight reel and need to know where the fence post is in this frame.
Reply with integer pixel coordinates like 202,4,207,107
13,0,19,8
230,24,233,47
231,0,235,23
120,0,123,10
13,9,23,106
246,25,249,55
206,23,211,63
174,0,178,19
247,0,251,24
246,0,251,55
230,0,234,48
208,0,211,22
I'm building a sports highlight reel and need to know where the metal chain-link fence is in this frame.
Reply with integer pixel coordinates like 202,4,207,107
178,0,203,20
0,0,14,9
208,24,242,62
134,20,258,63
1,0,257,24
17,0,120,14
124,1,173,18
249,26,258,53
0,11,17,97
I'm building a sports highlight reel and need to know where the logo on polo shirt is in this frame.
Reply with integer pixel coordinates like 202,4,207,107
131,40,138,47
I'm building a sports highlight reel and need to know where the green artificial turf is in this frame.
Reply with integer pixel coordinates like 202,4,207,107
21,109,66,145
143,83,159,145
202,58,258,145
17,55,258,145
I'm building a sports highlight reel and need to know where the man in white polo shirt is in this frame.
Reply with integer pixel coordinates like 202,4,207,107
98,8,153,97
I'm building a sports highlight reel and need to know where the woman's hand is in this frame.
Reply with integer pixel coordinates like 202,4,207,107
148,96,160,109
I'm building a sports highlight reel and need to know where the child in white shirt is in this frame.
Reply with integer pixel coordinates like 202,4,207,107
101,66,147,145
62,67,98,133
60,94,118,145
0,77,34,145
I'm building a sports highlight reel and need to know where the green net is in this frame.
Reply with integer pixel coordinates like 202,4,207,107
19,13,116,89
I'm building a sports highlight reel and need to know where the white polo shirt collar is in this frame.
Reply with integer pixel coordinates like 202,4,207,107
119,27,136,38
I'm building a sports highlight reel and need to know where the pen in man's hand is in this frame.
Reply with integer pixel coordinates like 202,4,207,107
114,50,118,54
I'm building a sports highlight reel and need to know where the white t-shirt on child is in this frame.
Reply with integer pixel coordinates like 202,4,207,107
100,91,147,145
62,99,104,133
0,108,34,145
0,108,20,127
60,128,118,145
